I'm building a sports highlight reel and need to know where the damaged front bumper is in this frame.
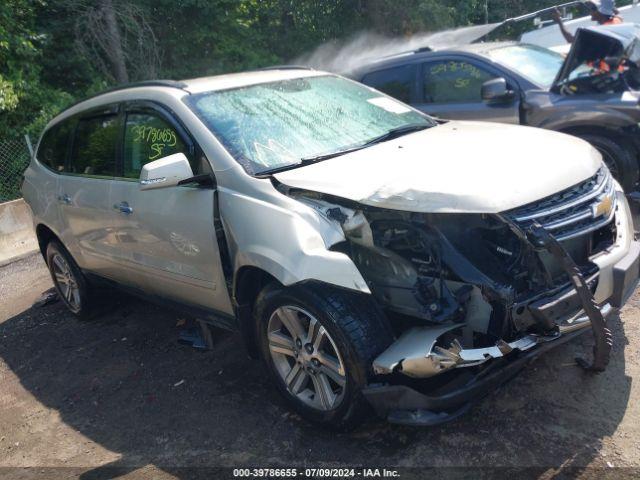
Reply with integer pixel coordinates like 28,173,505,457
364,328,589,427
372,304,613,379
366,237,640,426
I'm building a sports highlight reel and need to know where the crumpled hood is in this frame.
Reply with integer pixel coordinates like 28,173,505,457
274,121,602,213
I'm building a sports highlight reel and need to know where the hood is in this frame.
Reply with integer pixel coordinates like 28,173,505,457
274,121,601,214
554,24,640,88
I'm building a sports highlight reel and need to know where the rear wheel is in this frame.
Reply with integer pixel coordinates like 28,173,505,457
255,283,393,430
578,133,639,192
46,241,95,320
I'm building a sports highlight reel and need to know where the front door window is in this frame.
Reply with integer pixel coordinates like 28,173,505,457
423,60,496,104
123,113,192,179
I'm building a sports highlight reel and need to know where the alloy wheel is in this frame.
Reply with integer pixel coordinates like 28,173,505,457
267,306,347,411
51,253,81,311
597,147,619,181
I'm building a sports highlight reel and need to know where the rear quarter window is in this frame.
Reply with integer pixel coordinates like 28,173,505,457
37,121,72,172
361,65,416,104
70,115,118,177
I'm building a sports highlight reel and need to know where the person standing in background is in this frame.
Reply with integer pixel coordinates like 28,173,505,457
553,0,623,43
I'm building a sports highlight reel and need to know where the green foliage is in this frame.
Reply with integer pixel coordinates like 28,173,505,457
0,0,41,132
2,0,634,139
0,75,19,112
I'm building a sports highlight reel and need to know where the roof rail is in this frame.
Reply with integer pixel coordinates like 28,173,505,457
104,79,189,90
60,79,189,115
366,45,433,65
259,65,315,71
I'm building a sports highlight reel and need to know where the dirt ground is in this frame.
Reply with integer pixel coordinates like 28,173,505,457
1,254,639,479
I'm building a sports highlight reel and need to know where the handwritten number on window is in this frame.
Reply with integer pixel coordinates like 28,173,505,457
131,125,178,160
430,62,485,88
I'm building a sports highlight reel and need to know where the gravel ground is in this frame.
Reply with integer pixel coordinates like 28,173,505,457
0,254,639,479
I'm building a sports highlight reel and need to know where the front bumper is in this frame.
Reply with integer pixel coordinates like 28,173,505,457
364,328,589,427
612,238,640,307
365,238,640,426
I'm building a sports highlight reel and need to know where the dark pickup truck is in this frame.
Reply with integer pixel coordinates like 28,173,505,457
350,24,640,191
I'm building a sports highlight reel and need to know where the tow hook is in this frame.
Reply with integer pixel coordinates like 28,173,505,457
526,223,612,372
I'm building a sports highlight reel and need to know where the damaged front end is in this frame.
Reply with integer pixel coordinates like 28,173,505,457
554,24,640,94
285,165,639,425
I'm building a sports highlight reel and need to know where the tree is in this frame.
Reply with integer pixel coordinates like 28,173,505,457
72,0,160,84
0,0,38,127
6,0,634,138
98,0,128,83
0,0,71,138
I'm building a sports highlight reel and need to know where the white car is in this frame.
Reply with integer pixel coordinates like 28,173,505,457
22,69,640,428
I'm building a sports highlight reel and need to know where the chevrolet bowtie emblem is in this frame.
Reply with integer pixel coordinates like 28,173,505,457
592,193,614,219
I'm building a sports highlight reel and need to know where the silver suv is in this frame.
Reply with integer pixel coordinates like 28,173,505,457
23,69,640,428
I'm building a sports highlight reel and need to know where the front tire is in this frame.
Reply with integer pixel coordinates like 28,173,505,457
255,283,393,430
579,133,639,192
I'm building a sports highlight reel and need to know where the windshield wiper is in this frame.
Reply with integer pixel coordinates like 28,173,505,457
361,124,431,147
259,123,430,176
297,124,431,164
258,145,367,176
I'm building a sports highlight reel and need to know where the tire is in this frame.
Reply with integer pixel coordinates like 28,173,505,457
578,133,639,192
255,283,393,430
45,240,96,320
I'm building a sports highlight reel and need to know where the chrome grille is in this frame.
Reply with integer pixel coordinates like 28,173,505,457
506,167,617,242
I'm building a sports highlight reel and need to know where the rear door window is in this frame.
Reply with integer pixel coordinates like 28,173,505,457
422,60,496,103
361,65,416,104
123,112,192,179
38,121,72,172
70,115,118,177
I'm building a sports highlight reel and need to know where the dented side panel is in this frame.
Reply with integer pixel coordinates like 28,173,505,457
218,183,371,294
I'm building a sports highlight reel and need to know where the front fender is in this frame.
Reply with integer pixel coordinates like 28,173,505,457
220,188,370,294
536,108,637,131
523,90,640,132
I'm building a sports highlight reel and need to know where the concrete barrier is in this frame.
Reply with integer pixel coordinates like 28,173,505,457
0,199,38,267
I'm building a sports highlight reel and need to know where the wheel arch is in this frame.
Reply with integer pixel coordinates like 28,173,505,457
557,126,640,191
232,264,378,360
537,107,636,132
557,124,626,138
35,223,62,263
233,265,282,358
234,265,281,305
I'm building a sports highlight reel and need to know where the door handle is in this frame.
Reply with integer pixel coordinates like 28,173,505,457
58,194,72,205
113,201,133,215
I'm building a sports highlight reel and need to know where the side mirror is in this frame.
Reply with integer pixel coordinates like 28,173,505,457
481,78,515,103
139,153,194,191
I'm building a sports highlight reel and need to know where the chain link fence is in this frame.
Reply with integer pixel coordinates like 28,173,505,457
0,137,31,204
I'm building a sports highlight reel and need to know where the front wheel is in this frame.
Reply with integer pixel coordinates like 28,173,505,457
579,133,639,192
255,283,393,430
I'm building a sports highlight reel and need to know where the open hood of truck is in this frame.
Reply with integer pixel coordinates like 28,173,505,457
274,121,602,214
554,24,640,89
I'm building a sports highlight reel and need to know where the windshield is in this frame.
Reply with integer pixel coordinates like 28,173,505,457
186,75,435,175
487,44,564,88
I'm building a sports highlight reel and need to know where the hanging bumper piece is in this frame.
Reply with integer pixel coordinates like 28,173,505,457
372,303,614,378
526,222,612,372
373,223,618,379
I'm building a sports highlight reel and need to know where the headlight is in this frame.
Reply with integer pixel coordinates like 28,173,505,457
350,244,417,288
